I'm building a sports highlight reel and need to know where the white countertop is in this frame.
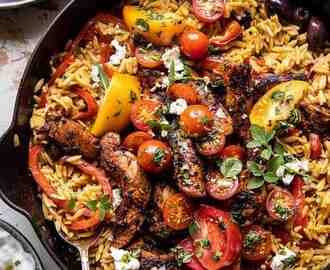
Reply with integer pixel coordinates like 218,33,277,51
0,1,70,269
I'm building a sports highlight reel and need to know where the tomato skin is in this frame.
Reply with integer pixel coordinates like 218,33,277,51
242,225,272,261
196,205,242,269
180,30,209,60
201,56,225,75
196,132,226,157
122,131,153,153
167,83,200,105
210,21,242,47
221,145,245,161
192,0,224,23
130,100,161,131
137,140,172,174
266,188,295,222
291,176,308,230
180,105,213,137
178,238,206,270
206,171,239,200
135,47,163,69
310,133,321,159
163,193,193,230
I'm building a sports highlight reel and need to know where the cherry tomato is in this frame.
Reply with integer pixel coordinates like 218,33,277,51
206,171,239,201
242,225,272,261
221,145,245,160
291,176,308,230
163,193,193,230
193,205,242,269
192,0,225,23
178,238,205,270
130,99,161,131
135,47,163,69
196,131,226,156
210,21,242,47
180,105,213,137
310,133,321,159
180,30,209,60
266,188,295,222
122,131,153,153
137,140,172,174
167,83,200,105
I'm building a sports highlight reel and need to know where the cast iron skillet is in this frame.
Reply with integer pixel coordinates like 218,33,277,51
0,0,123,269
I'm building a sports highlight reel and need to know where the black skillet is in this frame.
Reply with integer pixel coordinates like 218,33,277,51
0,0,123,269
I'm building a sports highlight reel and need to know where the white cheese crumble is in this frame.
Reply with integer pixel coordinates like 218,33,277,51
276,159,309,186
112,188,122,210
162,46,185,81
271,248,296,270
215,107,227,119
91,65,100,83
285,159,309,174
150,76,170,92
169,98,188,115
109,39,127,66
110,248,140,270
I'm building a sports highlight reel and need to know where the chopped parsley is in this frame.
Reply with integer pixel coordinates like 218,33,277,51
196,239,211,249
153,148,165,165
129,90,138,103
200,116,210,125
188,221,199,236
174,247,193,266
244,231,262,249
271,91,285,102
67,198,76,210
274,204,291,220
86,195,113,221
96,64,110,90
135,18,150,32
212,250,222,261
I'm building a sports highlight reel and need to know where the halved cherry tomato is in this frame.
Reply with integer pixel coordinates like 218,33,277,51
48,55,75,86
72,87,98,120
206,171,239,200
130,99,161,131
196,131,226,156
163,193,193,230
210,21,242,47
122,131,153,153
135,47,163,69
201,56,225,75
180,105,213,137
178,238,205,270
137,140,172,174
310,133,321,159
180,30,209,60
167,83,200,105
221,145,245,161
266,188,295,222
192,0,225,23
192,205,242,270
291,176,308,230
29,145,67,209
242,225,272,261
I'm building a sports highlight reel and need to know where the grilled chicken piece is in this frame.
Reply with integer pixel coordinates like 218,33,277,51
48,119,98,159
168,131,206,198
100,132,151,247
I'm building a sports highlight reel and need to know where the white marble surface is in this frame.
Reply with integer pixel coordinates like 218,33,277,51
0,1,70,269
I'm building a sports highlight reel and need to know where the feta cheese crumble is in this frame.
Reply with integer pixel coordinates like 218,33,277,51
112,188,122,210
110,247,140,270
276,159,309,186
91,65,100,83
109,39,127,66
162,46,184,72
169,98,188,115
271,248,296,270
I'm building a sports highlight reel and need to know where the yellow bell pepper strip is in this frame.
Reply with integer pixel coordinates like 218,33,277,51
123,5,185,46
91,73,141,136
249,80,309,132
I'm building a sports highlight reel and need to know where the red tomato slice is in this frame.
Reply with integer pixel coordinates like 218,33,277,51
192,0,225,23
206,171,239,200
210,21,242,47
167,83,200,105
242,225,272,261
135,47,163,69
309,133,321,159
191,205,242,270
178,238,206,270
291,176,308,230
163,193,193,230
266,188,295,222
122,131,153,153
221,145,245,161
130,99,161,131
196,132,226,156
